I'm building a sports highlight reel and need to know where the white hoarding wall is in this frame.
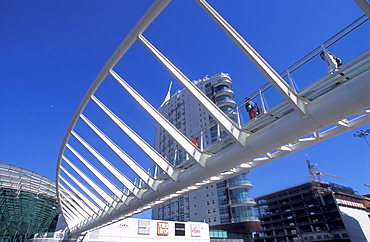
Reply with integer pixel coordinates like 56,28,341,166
83,217,210,242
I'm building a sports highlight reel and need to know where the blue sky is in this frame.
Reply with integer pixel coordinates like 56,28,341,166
1,0,369,218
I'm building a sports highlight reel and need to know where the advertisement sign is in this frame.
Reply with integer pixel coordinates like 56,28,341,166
191,224,201,237
138,220,150,235
174,223,185,236
157,222,169,236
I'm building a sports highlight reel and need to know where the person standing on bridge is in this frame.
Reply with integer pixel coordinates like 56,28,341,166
190,136,198,147
320,50,342,74
245,97,261,121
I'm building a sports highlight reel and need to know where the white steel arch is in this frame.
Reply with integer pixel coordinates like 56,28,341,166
55,0,370,237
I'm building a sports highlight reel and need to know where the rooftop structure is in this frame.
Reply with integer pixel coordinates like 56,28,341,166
0,162,60,240
254,181,370,241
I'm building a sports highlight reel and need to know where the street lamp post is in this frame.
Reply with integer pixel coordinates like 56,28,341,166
353,129,370,147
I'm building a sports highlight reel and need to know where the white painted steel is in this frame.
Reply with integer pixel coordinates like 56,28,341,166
60,193,90,220
63,150,115,204
90,95,181,181
70,130,137,195
66,141,126,202
59,176,100,214
79,114,156,189
138,34,246,144
59,184,95,216
109,70,208,167
60,165,106,209
54,0,370,237
195,0,308,118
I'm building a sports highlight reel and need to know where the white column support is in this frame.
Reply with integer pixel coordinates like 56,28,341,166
63,151,115,205
195,0,309,118
90,95,181,181
59,176,100,214
138,34,249,144
60,164,106,209
79,114,158,190
60,192,90,220
60,207,79,227
66,143,127,203
71,130,138,196
109,69,210,167
59,183,95,217
60,197,88,221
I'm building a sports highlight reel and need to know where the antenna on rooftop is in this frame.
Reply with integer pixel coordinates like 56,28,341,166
305,154,346,182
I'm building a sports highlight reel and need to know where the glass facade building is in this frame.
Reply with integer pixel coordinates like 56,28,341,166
152,73,259,234
0,162,60,241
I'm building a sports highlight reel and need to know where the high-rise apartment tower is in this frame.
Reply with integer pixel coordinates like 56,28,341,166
152,73,260,234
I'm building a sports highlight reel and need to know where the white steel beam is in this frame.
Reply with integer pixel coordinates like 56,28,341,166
64,148,116,205
55,0,172,222
195,0,308,118
60,165,106,209
71,130,138,196
138,34,248,145
60,203,80,227
66,143,127,203
90,95,181,181
59,176,100,214
60,192,90,220
109,70,210,167
59,184,95,217
79,114,157,190
60,197,88,221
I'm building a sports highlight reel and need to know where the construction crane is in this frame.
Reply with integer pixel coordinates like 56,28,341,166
306,156,346,182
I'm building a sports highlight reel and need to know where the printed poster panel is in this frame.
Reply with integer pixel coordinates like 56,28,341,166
191,224,201,237
157,222,169,236
175,223,185,236
138,220,150,235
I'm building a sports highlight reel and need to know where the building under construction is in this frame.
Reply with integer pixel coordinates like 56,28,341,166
253,181,370,241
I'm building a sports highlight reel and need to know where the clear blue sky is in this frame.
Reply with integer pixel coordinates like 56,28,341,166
1,0,369,215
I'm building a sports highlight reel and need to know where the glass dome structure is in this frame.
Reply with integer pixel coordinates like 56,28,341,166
0,162,60,240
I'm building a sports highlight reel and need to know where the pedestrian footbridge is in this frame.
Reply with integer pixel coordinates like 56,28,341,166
55,0,370,237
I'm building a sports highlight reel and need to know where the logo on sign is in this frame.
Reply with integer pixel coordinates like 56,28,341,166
157,222,169,236
175,223,185,236
191,224,201,237
138,220,150,235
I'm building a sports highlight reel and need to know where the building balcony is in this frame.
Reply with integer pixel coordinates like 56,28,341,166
227,180,253,190
229,198,256,207
213,75,232,89
214,88,234,98
216,99,236,107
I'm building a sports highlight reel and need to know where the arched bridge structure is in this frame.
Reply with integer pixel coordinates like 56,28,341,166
56,0,370,237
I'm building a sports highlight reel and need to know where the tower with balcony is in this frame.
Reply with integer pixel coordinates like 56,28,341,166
152,73,260,237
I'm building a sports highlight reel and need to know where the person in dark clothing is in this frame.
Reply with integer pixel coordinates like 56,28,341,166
245,98,261,120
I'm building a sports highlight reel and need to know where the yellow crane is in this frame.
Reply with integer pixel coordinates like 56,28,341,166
306,156,346,182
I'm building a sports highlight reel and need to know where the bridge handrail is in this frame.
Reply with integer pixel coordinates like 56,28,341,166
281,14,369,77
